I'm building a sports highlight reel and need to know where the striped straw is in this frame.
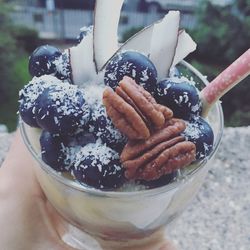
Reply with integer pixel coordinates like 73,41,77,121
200,49,250,117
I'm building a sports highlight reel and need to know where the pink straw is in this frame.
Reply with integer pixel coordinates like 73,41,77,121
200,49,250,117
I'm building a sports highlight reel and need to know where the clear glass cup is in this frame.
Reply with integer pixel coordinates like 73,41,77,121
20,61,224,250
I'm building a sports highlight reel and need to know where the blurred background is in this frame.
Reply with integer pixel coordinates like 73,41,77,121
0,0,249,132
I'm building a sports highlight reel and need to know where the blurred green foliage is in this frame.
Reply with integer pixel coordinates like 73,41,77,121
0,56,30,131
188,0,250,127
237,0,250,16
190,0,249,65
11,26,39,53
0,2,17,104
0,1,34,131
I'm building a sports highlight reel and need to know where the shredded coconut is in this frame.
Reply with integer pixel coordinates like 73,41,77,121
54,50,71,80
72,141,120,172
19,75,63,110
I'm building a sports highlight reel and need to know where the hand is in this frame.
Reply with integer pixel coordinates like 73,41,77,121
0,129,75,250
0,129,177,250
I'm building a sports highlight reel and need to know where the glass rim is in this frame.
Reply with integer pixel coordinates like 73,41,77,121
19,60,224,198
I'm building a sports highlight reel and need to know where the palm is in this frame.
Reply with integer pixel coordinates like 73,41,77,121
0,130,75,250
0,130,176,250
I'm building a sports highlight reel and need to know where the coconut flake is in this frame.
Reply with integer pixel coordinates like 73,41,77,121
54,50,71,80
69,30,97,86
83,84,104,107
172,30,197,67
93,0,124,71
72,142,119,171
19,75,63,110
183,120,201,141
41,83,90,126
149,11,180,80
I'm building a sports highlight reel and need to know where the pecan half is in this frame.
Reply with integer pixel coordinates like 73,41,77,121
120,119,196,180
103,76,173,140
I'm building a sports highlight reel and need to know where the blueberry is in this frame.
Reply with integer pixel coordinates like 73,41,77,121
77,32,85,43
35,83,91,135
19,80,43,127
89,104,127,153
104,50,158,95
155,78,201,120
138,171,177,189
40,129,97,172
29,45,71,81
19,75,62,127
40,130,68,171
64,130,96,147
182,116,214,160
53,51,71,80
29,45,62,77
76,26,93,43
72,143,125,190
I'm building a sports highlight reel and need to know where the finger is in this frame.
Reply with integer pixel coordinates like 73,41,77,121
0,129,43,198
158,240,177,250
1,129,32,168
0,130,77,250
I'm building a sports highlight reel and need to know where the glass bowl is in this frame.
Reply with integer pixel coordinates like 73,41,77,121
20,60,224,249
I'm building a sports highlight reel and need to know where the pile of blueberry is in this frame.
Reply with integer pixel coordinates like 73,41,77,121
19,42,214,190
19,75,126,190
